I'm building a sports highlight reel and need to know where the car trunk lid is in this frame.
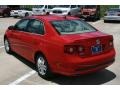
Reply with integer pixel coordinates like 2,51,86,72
61,31,113,57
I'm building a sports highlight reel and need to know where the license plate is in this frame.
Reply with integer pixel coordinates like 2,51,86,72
91,45,102,54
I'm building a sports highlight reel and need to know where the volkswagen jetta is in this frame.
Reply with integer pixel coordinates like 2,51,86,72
4,15,116,79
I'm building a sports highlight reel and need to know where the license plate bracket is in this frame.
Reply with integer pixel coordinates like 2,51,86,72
91,45,102,54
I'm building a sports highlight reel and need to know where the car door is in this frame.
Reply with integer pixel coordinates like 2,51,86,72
19,19,45,62
9,19,30,56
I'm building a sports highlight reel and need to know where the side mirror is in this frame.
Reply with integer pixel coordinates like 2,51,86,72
8,26,15,30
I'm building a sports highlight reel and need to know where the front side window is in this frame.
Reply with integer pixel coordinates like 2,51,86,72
27,20,44,35
15,19,29,31
51,20,96,35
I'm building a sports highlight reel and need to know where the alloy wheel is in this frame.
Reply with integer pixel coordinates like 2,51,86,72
37,56,47,75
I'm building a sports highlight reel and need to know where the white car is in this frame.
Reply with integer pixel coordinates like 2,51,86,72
32,5,55,15
10,9,33,18
50,5,81,16
104,8,120,22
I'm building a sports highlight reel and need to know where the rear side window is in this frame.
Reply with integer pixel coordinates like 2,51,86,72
15,19,29,31
27,20,44,35
51,20,96,35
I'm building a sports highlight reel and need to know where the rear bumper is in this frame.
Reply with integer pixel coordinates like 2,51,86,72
62,59,115,76
104,16,120,21
56,49,115,76
68,59,114,76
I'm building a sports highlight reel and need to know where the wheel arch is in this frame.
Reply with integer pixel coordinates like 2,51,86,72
34,50,47,64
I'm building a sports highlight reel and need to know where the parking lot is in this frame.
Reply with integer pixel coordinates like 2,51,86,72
0,17,120,85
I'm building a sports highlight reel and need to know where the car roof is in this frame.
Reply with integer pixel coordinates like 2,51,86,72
27,15,80,22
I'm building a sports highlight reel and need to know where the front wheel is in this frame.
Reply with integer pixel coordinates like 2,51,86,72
36,54,53,79
4,38,12,54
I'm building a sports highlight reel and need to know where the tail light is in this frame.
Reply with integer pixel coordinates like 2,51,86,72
109,40,113,47
64,45,85,55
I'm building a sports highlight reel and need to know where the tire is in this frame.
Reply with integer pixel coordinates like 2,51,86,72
68,12,71,16
2,13,8,17
13,16,18,18
92,13,100,21
4,38,12,54
92,15,98,21
104,20,108,23
97,16,100,20
25,13,29,17
36,54,53,79
92,17,97,22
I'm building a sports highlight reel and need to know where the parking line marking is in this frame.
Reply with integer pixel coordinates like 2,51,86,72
0,46,4,49
9,70,36,85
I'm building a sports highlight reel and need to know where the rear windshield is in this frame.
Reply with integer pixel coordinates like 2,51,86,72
51,20,96,35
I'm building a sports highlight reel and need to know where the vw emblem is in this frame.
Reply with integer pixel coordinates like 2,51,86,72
96,39,100,44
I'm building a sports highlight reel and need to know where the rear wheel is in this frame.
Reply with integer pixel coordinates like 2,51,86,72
36,54,53,79
4,38,12,54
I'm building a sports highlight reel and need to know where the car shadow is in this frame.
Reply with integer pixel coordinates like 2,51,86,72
49,69,116,85
0,16,11,18
11,52,116,85
12,52,36,70
104,20,120,24
84,18,100,22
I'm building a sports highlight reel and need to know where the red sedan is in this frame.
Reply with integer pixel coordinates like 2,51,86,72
4,15,116,79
